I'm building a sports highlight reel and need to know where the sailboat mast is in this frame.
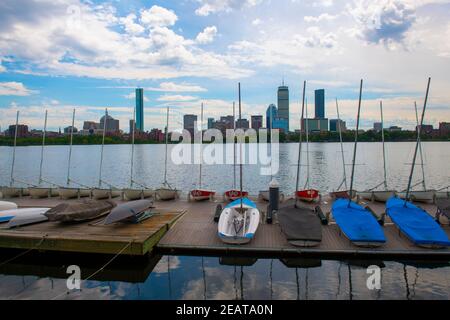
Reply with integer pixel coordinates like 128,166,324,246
38,110,48,185
199,103,204,188
348,79,363,205
414,101,426,190
406,78,431,202
66,109,76,186
296,81,306,194
233,102,236,189
335,98,347,190
305,98,311,190
130,106,136,188
164,107,169,184
380,101,388,190
238,83,243,212
98,108,107,188
10,110,19,187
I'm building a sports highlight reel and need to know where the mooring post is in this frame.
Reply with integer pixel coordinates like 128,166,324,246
267,178,279,224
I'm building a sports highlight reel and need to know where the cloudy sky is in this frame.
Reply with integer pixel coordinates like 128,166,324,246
0,0,449,132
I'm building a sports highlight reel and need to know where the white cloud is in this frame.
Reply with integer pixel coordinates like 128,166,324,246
157,95,198,102
147,82,208,92
0,82,38,96
195,0,263,16
196,26,218,44
120,14,145,35
312,0,334,7
304,13,337,23
293,27,338,49
252,18,262,26
140,5,178,28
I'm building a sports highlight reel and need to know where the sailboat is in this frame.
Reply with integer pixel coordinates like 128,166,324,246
58,109,92,199
277,80,323,248
155,107,178,201
358,101,396,202
386,78,450,248
1,111,22,198
329,99,355,200
124,106,153,200
92,109,121,200
398,101,436,202
331,80,386,248
29,110,54,199
218,83,260,244
296,97,320,202
224,102,248,202
189,103,216,201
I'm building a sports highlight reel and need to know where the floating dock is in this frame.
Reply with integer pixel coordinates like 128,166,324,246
0,196,449,259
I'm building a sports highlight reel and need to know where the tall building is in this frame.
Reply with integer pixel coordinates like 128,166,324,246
100,112,120,133
136,88,144,132
302,118,328,133
251,115,263,130
184,114,197,137
330,119,347,132
236,119,250,129
373,122,382,132
277,84,289,131
266,104,288,133
207,118,214,129
8,124,28,137
266,104,277,129
315,89,325,119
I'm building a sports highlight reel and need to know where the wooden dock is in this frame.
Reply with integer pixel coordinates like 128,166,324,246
0,198,185,255
0,195,449,259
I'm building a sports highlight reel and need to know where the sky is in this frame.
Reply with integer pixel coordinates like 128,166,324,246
0,0,449,132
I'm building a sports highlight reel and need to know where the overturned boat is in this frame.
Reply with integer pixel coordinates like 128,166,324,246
6,208,50,228
0,201,18,212
1,207,49,223
45,200,116,222
103,200,154,225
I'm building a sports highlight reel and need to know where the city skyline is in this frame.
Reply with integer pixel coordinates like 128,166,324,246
0,1,449,132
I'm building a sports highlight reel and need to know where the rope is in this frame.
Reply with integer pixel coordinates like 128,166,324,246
0,235,48,268
50,240,133,300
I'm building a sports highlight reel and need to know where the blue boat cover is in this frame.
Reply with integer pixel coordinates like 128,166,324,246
226,198,256,209
332,198,386,243
386,197,450,247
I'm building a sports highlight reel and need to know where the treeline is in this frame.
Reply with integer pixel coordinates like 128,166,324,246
0,135,162,146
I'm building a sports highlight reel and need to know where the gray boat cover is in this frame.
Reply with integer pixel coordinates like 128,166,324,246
45,200,116,222
436,199,450,218
103,199,153,225
277,203,322,243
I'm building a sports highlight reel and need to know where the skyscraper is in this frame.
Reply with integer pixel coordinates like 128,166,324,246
184,114,197,137
277,83,289,131
266,104,277,130
315,89,325,119
136,88,144,132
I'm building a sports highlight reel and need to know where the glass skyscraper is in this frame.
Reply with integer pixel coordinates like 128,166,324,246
135,88,144,132
315,89,325,119
277,84,289,132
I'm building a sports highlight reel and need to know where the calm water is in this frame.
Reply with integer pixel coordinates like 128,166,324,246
0,255,449,300
0,142,449,300
0,142,449,193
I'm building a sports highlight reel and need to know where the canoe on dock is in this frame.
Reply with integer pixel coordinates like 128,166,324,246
45,200,116,222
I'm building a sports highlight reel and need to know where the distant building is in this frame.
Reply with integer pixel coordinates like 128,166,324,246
302,118,329,133
63,126,78,134
129,120,136,135
8,124,29,137
330,119,347,132
266,104,288,133
373,122,382,132
220,116,235,129
236,119,250,129
100,112,120,133
277,84,289,132
136,88,144,132
416,124,433,134
266,104,277,130
388,126,402,132
150,128,165,142
207,118,214,129
439,122,450,136
315,89,325,119
184,114,197,137
83,121,99,131
251,115,263,130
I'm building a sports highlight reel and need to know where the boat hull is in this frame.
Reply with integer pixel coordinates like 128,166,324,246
372,190,396,202
398,190,436,202
0,201,18,212
92,189,111,200
329,190,356,200
1,208,50,225
224,190,249,202
189,189,216,201
435,191,449,199
0,187,22,198
124,189,144,201
29,188,50,199
58,188,79,199
296,189,320,202
357,191,373,201
156,188,178,201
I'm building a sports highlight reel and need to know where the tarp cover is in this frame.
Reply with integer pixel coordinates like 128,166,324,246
386,197,450,246
225,198,256,209
103,199,152,225
277,205,322,242
45,200,116,222
332,198,386,243
436,199,450,218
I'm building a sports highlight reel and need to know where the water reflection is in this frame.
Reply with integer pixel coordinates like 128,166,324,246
0,252,449,300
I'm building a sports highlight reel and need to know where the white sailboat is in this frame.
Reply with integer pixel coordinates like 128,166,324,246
189,103,216,201
358,101,396,202
156,107,178,201
218,83,260,244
